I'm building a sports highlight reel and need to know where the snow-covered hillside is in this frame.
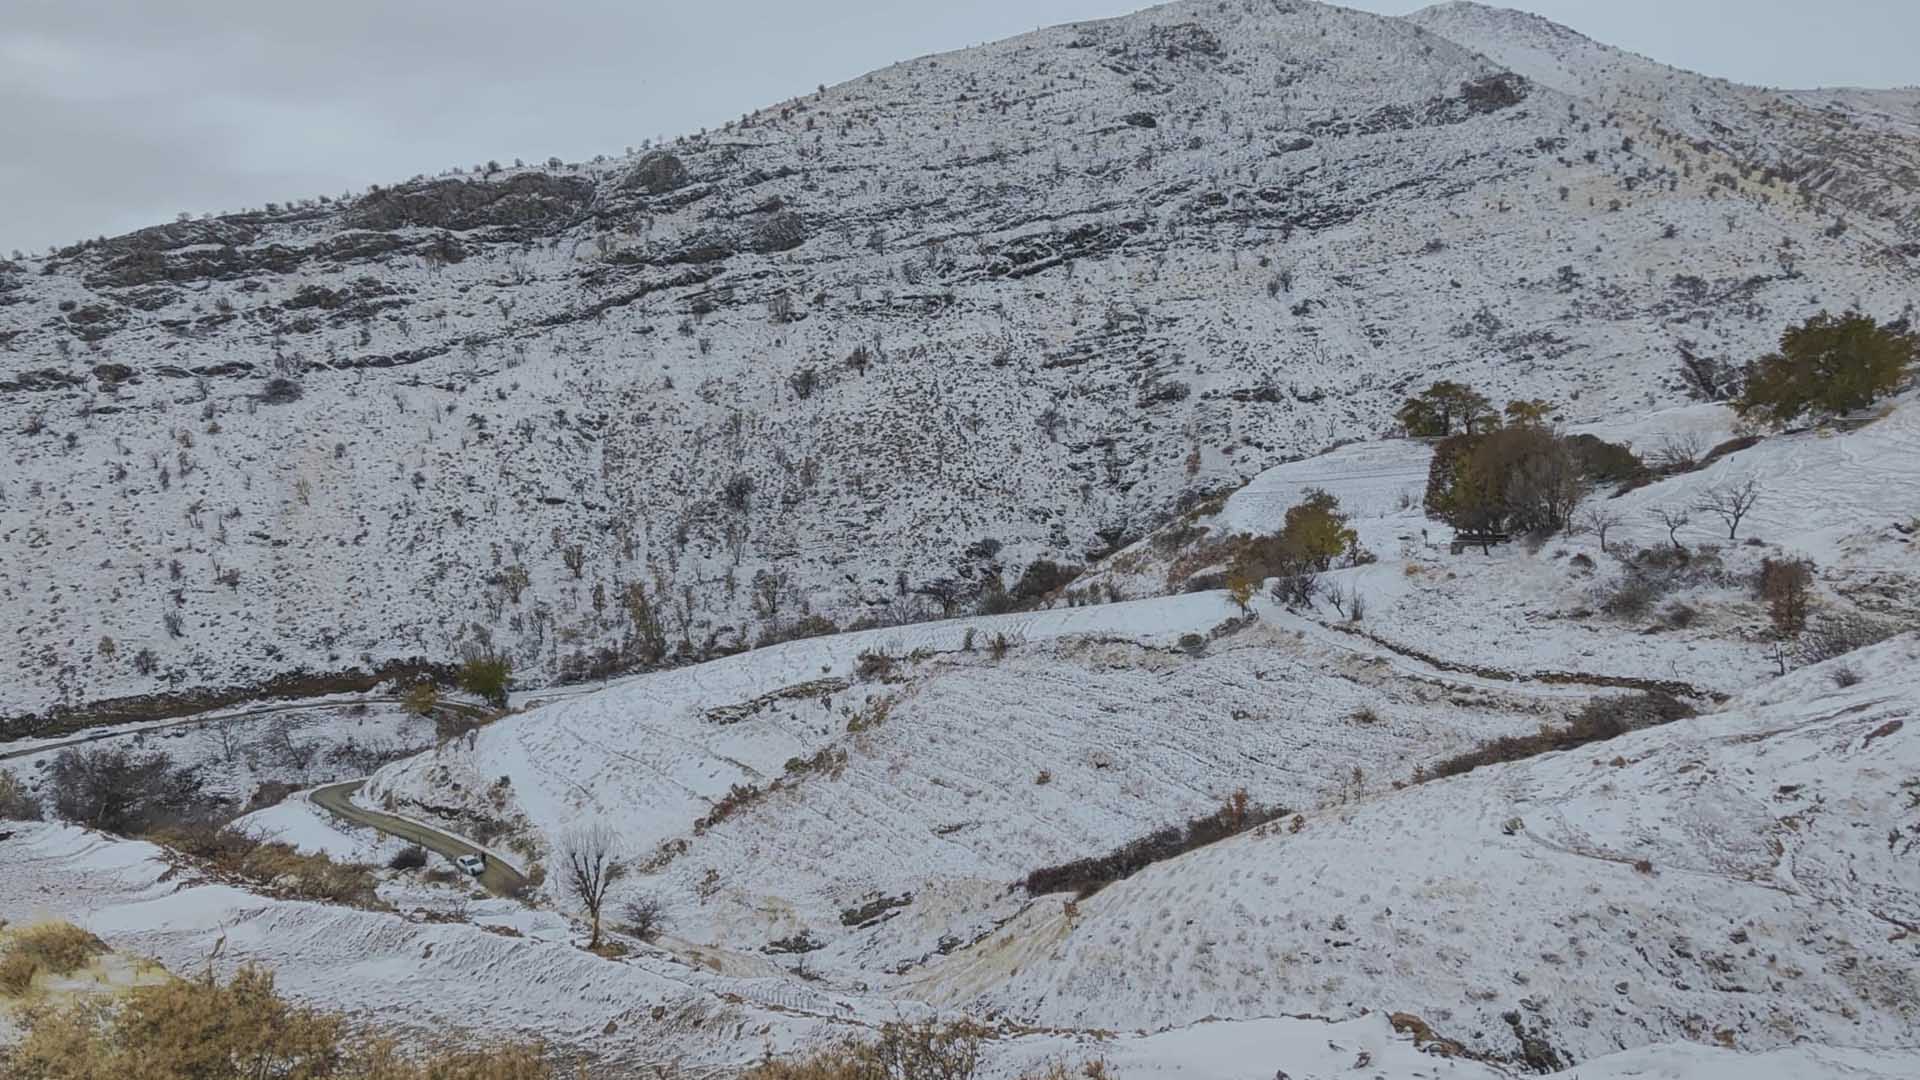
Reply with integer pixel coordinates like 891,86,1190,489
8,624,1915,1075
924,632,1920,1062
5,0,1917,719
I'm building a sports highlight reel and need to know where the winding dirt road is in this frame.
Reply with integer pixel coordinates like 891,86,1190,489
310,779,529,897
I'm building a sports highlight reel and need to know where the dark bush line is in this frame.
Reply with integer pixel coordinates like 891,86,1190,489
1424,692,1696,781
1320,621,1725,701
1024,791,1288,899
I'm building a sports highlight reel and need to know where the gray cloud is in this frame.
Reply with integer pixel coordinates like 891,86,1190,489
3,0,1913,253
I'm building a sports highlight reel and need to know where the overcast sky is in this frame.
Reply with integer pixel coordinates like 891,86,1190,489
4,0,1914,254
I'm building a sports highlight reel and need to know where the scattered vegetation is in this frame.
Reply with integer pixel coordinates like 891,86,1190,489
741,1020,991,1080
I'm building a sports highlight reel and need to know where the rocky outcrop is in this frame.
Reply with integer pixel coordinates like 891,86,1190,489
622,151,690,194
344,173,593,233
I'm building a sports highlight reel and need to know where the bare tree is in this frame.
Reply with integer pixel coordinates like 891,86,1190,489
1649,506,1691,550
210,717,239,765
619,894,667,940
561,822,625,950
1695,478,1761,540
1578,505,1624,554
750,568,793,623
1650,432,1704,472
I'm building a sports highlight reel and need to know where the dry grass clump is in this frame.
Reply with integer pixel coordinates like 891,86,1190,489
0,921,109,995
147,822,385,909
740,1019,1106,1080
2,962,552,1079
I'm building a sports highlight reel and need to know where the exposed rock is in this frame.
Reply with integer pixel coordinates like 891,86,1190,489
344,173,593,233
622,151,690,194
747,210,806,254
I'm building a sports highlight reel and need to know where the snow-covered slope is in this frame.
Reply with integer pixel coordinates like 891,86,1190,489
8,820,1918,1079
920,633,1920,1064
5,0,1917,719
365,594,1583,973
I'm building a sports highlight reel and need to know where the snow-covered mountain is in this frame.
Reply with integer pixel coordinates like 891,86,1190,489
4,0,1916,721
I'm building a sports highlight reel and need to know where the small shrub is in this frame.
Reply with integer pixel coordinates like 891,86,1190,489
0,771,44,821
1013,559,1080,602
388,845,429,871
1661,601,1698,629
1799,613,1904,665
1599,574,1661,619
401,681,439,717
1034,768,1053,785
256,377,303,405
456,653,512,708
987,633,1010,661
619,895,667,940
1176,632,1207,656
1758,557,1813,636
854,649,895,680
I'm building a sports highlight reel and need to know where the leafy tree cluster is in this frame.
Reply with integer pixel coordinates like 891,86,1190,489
1735,311,1915,426
1426,425,1634,539
1228,489,1367,603
1395,381,1497,437
1396,382,1563,438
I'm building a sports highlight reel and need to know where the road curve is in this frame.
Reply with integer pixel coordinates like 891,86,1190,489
310,780,529,897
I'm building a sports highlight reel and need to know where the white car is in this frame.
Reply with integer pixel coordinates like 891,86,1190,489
455,854,486,877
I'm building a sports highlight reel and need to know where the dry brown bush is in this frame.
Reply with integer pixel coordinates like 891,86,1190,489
2,962,551,1079
0,921,108,995
147,823,385,909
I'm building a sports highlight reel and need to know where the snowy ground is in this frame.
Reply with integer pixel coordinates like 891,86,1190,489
915,634,1920,1063
4,634,1916,1075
